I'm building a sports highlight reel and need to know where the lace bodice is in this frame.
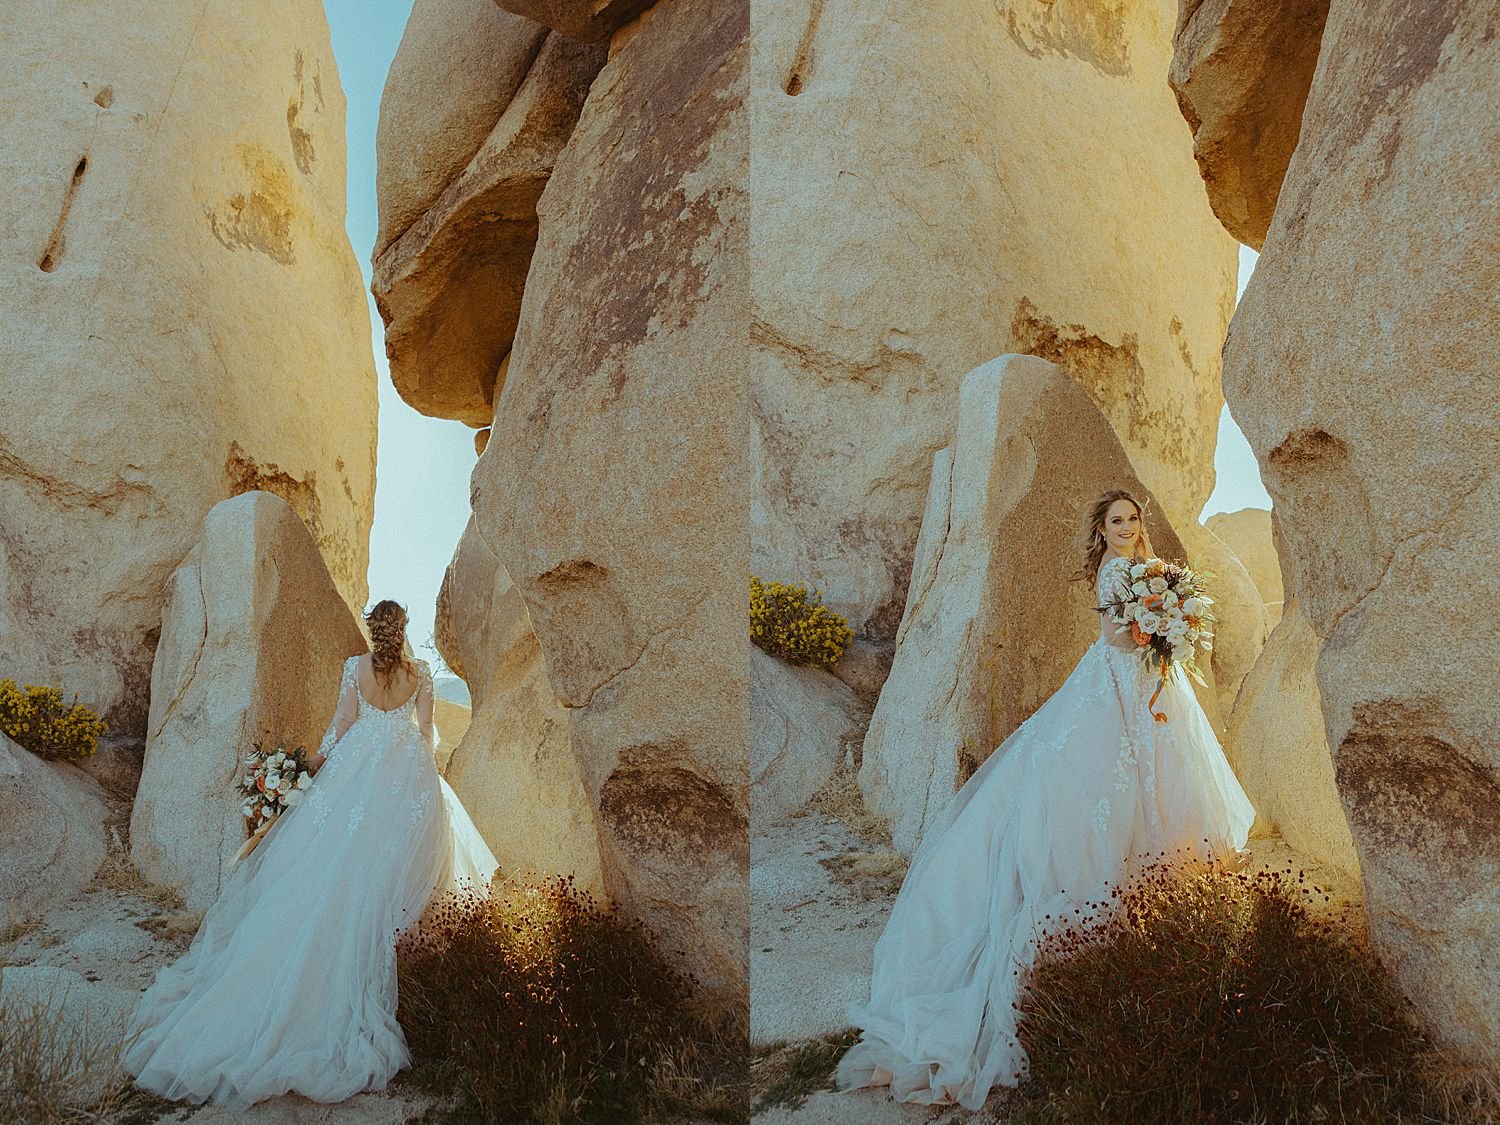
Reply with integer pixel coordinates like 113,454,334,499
316,655,437,760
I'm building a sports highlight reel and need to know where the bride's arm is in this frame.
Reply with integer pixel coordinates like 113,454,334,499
415,664,438,754
309,660,358,772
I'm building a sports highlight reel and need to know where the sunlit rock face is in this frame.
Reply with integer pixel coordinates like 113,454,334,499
1206,506,1284,624
473,0,749,1010
1193,0,1500,1065
131,493,366,913
435,518,605,897
1169,0,1331,250
373,2,606,426
751,0,1238,645
0,2,377,744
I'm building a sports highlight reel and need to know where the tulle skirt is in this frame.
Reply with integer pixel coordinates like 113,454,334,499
123,716,497,1109
837,638,1254,1110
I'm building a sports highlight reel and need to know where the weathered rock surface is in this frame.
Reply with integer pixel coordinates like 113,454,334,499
1227,598,1358,879
131,493,366,912
1184,522,1270,716
374,0,548,257
473,0,747,1008
1212,0,1500,1063
1206,505,1284,622
0,734,108,919
0,2,377,742
495,0,655,43
860,355,1189,855
752,0,1238,641
436,519,605,895
1169,0,1331,250
750,649,866,824
373,21,605,425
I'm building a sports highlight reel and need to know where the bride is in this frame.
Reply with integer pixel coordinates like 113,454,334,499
123,600,497,1109
837,491,1255,1110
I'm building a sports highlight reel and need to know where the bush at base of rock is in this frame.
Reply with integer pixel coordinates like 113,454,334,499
750,576,854,671
396,874,747,1124
0,680,106,762
1013,861,1492,1124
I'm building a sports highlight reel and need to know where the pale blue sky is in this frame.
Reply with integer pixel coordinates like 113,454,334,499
323,4,1270,664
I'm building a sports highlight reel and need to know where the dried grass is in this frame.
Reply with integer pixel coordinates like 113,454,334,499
817,849,908,901
1013,858,1500,1124
808,763,891,847
395,874,748,1124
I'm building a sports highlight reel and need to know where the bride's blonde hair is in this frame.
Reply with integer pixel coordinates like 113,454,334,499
365,599,414,688
1074,490,1147,584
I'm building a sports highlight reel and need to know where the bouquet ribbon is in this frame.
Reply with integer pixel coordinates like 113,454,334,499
232,815,277,865
1148,663,1169,724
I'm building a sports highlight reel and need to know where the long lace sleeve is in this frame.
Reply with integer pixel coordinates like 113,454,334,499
316,658,359,762
1096,557,1137,648
415,662,438,753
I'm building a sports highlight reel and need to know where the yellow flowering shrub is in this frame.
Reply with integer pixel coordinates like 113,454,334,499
0,679,107,761
750,575,854,670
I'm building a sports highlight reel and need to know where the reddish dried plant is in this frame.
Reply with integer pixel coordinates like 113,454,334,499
1011,857,1477,1124
396,874,745,1124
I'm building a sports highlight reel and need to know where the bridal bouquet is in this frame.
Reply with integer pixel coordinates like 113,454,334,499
1100,558,1215,722
233,742,314,862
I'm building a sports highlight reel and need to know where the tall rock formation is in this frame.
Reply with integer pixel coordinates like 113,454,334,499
0,2,377,743
380,0,748,1010
751,0,1238,642
474,0,749,1009
435,519,605,896
1176,0,1500,1064
131,493,366,912
373,5,607,426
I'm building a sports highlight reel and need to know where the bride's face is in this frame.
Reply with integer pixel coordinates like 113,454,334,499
1103,500,1142,555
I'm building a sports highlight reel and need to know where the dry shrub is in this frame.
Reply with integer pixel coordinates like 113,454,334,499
0,680,106,762
0,989,132,1125
396,874,748,1125
809,763,891,846
1014,858,1499,1124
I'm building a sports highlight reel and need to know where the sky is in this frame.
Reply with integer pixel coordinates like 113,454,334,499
322,5,1272,666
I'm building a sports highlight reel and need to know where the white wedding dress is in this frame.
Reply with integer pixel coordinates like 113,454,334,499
837,555,1255,1110
123,656,497,1109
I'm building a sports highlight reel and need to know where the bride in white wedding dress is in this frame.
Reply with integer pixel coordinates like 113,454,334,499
123,600,497,1109
837,492,1255,1111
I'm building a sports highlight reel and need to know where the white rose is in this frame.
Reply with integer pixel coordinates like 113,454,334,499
264,772,281,790
1182,597,1203,616
297,771,312,789
1161,590,1178,609
1130,563,1148,580
1148,576,1168,594
1136,610,1161,634
1131,581,1149,597
283,789,303,807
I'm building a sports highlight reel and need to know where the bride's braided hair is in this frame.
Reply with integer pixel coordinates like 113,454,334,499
365,599,414,688
1074,489,1148,585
